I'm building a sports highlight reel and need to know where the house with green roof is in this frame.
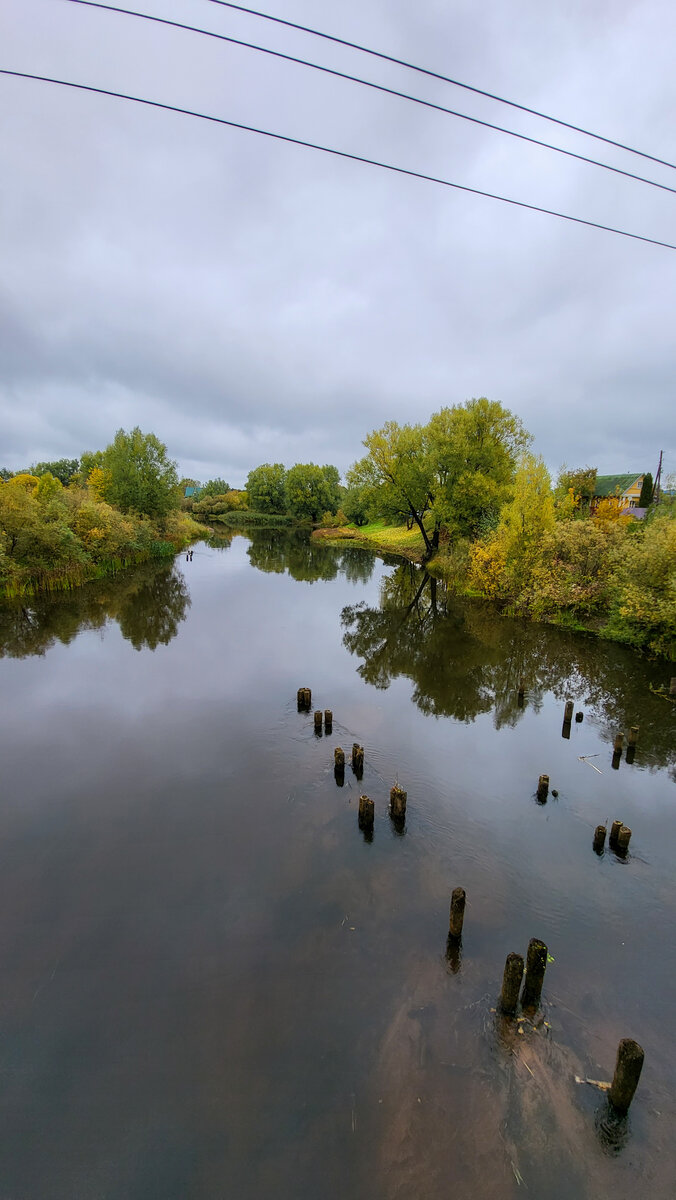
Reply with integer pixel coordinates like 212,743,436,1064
592,473,645,514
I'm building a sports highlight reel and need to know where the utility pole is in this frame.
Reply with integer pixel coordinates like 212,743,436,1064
653,450,663,504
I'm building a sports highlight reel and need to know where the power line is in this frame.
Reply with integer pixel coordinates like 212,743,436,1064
3,69,674,251
203,1,676,173
62,0,676,198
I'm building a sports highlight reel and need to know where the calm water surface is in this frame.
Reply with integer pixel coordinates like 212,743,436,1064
0,530,674,1200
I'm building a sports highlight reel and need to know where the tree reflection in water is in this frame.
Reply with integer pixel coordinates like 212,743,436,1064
245,527,375,587
0,561,190,658
341,562,675,771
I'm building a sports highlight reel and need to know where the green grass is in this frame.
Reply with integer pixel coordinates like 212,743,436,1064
315,519,428,560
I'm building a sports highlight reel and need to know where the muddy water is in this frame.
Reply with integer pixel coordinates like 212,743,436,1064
0,530,674,1200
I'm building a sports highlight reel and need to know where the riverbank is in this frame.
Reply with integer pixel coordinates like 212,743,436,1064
0,502,203,600
314,520,676,663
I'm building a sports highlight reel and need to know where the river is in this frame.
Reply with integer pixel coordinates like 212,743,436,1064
0,528,674,1199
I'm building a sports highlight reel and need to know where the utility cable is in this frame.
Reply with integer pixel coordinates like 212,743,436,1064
62,0,676,198
202,0,676,173
2,69,674,251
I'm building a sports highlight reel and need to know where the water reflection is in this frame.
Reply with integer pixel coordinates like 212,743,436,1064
0,560,190,658
245,528,375,586
341,562,675,771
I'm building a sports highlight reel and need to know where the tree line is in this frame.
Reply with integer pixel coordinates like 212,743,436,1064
0,427,200,597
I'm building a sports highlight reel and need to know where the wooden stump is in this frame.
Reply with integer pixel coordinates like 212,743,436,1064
593,825,607,854
448,887,466,940
609,1039,644,1114
324,709,333,732
358,794,374,830
521,938,548,1010
499,952,524,1015
389,785,407,821
536,774,549,802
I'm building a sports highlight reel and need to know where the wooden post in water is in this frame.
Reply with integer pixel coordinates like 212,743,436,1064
613,733,624,754
608,1039,644,1114
324,709,333,732
390,785,407,822
628,726,639,747
617,825,632,852
564,700,574,722
536,774,549,802
297,687,311,710
358,794,374,831
609,819,623,847
499,952,524,1015
334,747,345,771
521,938,548,1010
448,887,466,940
352,744,364,778
314,711,323,734
575,711,584,723
593,825,607,854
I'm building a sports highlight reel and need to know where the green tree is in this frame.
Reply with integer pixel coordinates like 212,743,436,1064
101,428,179,520
638,472,654,508
246,463,287,513
32,458,80,486
348,422,434,550
201,477,230,498
555,465,597,513
427,398,531,542
286,463,339,522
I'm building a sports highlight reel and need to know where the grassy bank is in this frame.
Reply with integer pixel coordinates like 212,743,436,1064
313,519,428,561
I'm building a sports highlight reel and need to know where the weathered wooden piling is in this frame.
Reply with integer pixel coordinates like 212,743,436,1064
628,726,639,747
609,819,623,846
314,710,323,733
448,887,466,940
575,711,584,723
297,687,311,710
608,1038,644,1114
521,938,548,1010
499,952,524,1015
352,744,364,777
334,747,345,771
613,733,624,753
617,825,632,852
625,745,636,765
358,794,374,830
389,785,407,822
536,774,549,802
324,709,333,732
593,825,607,854
564,700,574,722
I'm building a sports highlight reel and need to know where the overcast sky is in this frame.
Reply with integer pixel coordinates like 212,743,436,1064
2,0,675,487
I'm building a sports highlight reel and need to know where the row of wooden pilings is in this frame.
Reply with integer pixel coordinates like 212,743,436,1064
298,687,645,1116
448,893,644,1115
535,699,639,853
